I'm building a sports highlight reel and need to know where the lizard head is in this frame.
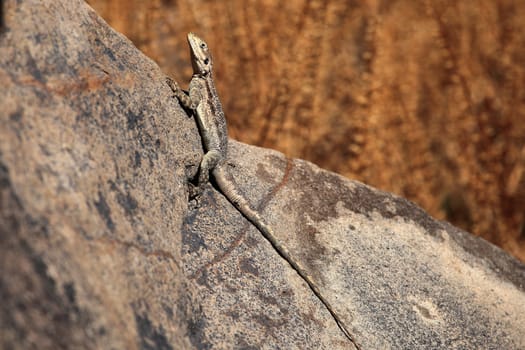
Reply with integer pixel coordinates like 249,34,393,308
187,32,213,77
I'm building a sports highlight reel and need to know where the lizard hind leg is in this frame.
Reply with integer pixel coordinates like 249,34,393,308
191,149,222,197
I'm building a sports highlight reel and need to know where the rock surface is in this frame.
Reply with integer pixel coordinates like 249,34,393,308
1,1,524,349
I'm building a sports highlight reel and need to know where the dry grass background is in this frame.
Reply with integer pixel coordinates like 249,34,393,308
87,0,525,262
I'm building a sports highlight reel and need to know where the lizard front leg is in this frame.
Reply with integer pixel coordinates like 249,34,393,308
166,77,195,110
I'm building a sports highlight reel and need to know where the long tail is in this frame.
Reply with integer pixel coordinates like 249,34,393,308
212,166,360,348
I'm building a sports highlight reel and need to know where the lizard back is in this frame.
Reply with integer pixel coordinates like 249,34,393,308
190,75,228,159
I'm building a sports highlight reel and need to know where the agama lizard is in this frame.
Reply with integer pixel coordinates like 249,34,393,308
166,32,358,347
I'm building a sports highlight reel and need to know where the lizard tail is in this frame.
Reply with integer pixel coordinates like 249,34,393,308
212,166,360,348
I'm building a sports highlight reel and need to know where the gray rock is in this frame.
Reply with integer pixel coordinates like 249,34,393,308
1,0,524,349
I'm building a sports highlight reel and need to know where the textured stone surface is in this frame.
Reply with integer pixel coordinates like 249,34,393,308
1,1,524,349
85,0,525,262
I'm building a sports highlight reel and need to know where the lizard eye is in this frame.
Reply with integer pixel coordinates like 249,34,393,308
200,43,206,49
203,58,209,65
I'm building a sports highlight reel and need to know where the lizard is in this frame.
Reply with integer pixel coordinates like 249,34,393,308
166,32,359,347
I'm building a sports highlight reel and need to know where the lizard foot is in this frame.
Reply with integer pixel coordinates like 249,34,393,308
165,76,180,92
188,182,205,200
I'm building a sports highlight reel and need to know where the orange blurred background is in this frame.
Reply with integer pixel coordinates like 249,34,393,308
87,0,525,262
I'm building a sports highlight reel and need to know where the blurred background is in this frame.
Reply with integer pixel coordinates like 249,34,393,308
86,0,525,262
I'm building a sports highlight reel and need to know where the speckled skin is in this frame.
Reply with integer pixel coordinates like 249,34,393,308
166,33,358,347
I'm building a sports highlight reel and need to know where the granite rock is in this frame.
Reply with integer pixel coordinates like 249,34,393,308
1,1,524,349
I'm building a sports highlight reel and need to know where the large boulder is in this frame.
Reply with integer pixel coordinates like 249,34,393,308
1,1,524,349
